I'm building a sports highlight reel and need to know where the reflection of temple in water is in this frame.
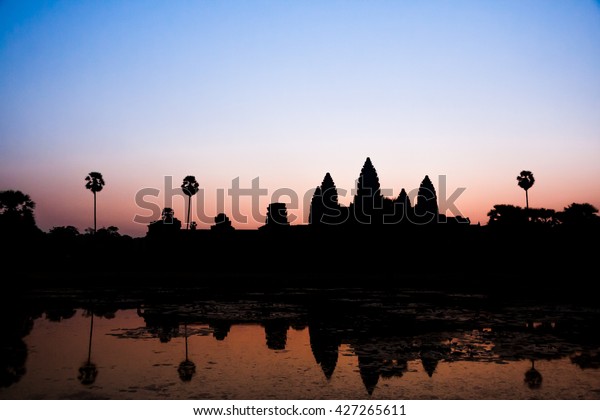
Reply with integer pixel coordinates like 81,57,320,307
209,320,231,341
138,307,180,343
130,299,600,395
263,319,289,350
308,321,340,380
354,344,381,395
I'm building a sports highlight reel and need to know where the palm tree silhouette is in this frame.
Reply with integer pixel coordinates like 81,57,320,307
85,172,105,234
78,312,98,385
181,176,199,230
517,170,535,210
177,323,196,382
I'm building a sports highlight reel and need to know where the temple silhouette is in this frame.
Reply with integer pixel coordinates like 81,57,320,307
146,157,467,234
0,155,598,296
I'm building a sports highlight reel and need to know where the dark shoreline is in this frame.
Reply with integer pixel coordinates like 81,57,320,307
4,223,597,305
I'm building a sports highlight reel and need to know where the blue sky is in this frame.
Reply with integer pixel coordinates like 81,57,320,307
1,0,599,235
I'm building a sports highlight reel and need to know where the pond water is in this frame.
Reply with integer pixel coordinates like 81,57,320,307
1,290,600,399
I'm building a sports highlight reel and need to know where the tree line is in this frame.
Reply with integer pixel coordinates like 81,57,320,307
0,160,598,239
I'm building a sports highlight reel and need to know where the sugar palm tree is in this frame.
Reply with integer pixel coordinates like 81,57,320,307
85,172,105,234
517,170,535,210
181,176,199,230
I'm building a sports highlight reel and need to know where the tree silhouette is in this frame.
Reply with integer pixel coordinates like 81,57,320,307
0,190,39,236
0,190,35,220
95,225,121,239
487,204,528,227
353,157,383,224
527,208,556,226
84,172,105,234
181,175,199,230
517,170,535,210
557,203,600,227
414,175,438,223
48,225,80,239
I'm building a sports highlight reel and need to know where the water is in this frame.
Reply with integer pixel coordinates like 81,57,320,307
1,289,600,399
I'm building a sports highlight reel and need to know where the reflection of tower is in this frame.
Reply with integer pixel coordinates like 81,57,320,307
309,323,340,380
420,353,439,378
380,359,408,379
354,344,381,396
571,351,600,369
419,341,447,378
178,323,196,382
78,312,98,385
263,319,289,350
524,359,542,389
137,307,179,343
209,320,231,341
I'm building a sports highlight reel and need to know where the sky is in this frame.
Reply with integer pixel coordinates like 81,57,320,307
1,0,599,237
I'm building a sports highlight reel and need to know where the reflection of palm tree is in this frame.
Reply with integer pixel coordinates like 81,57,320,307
517,170,535,210
524,359,542,389
178,323,196,382
78,313,98,385
85,172,105,234
181,176,199,230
